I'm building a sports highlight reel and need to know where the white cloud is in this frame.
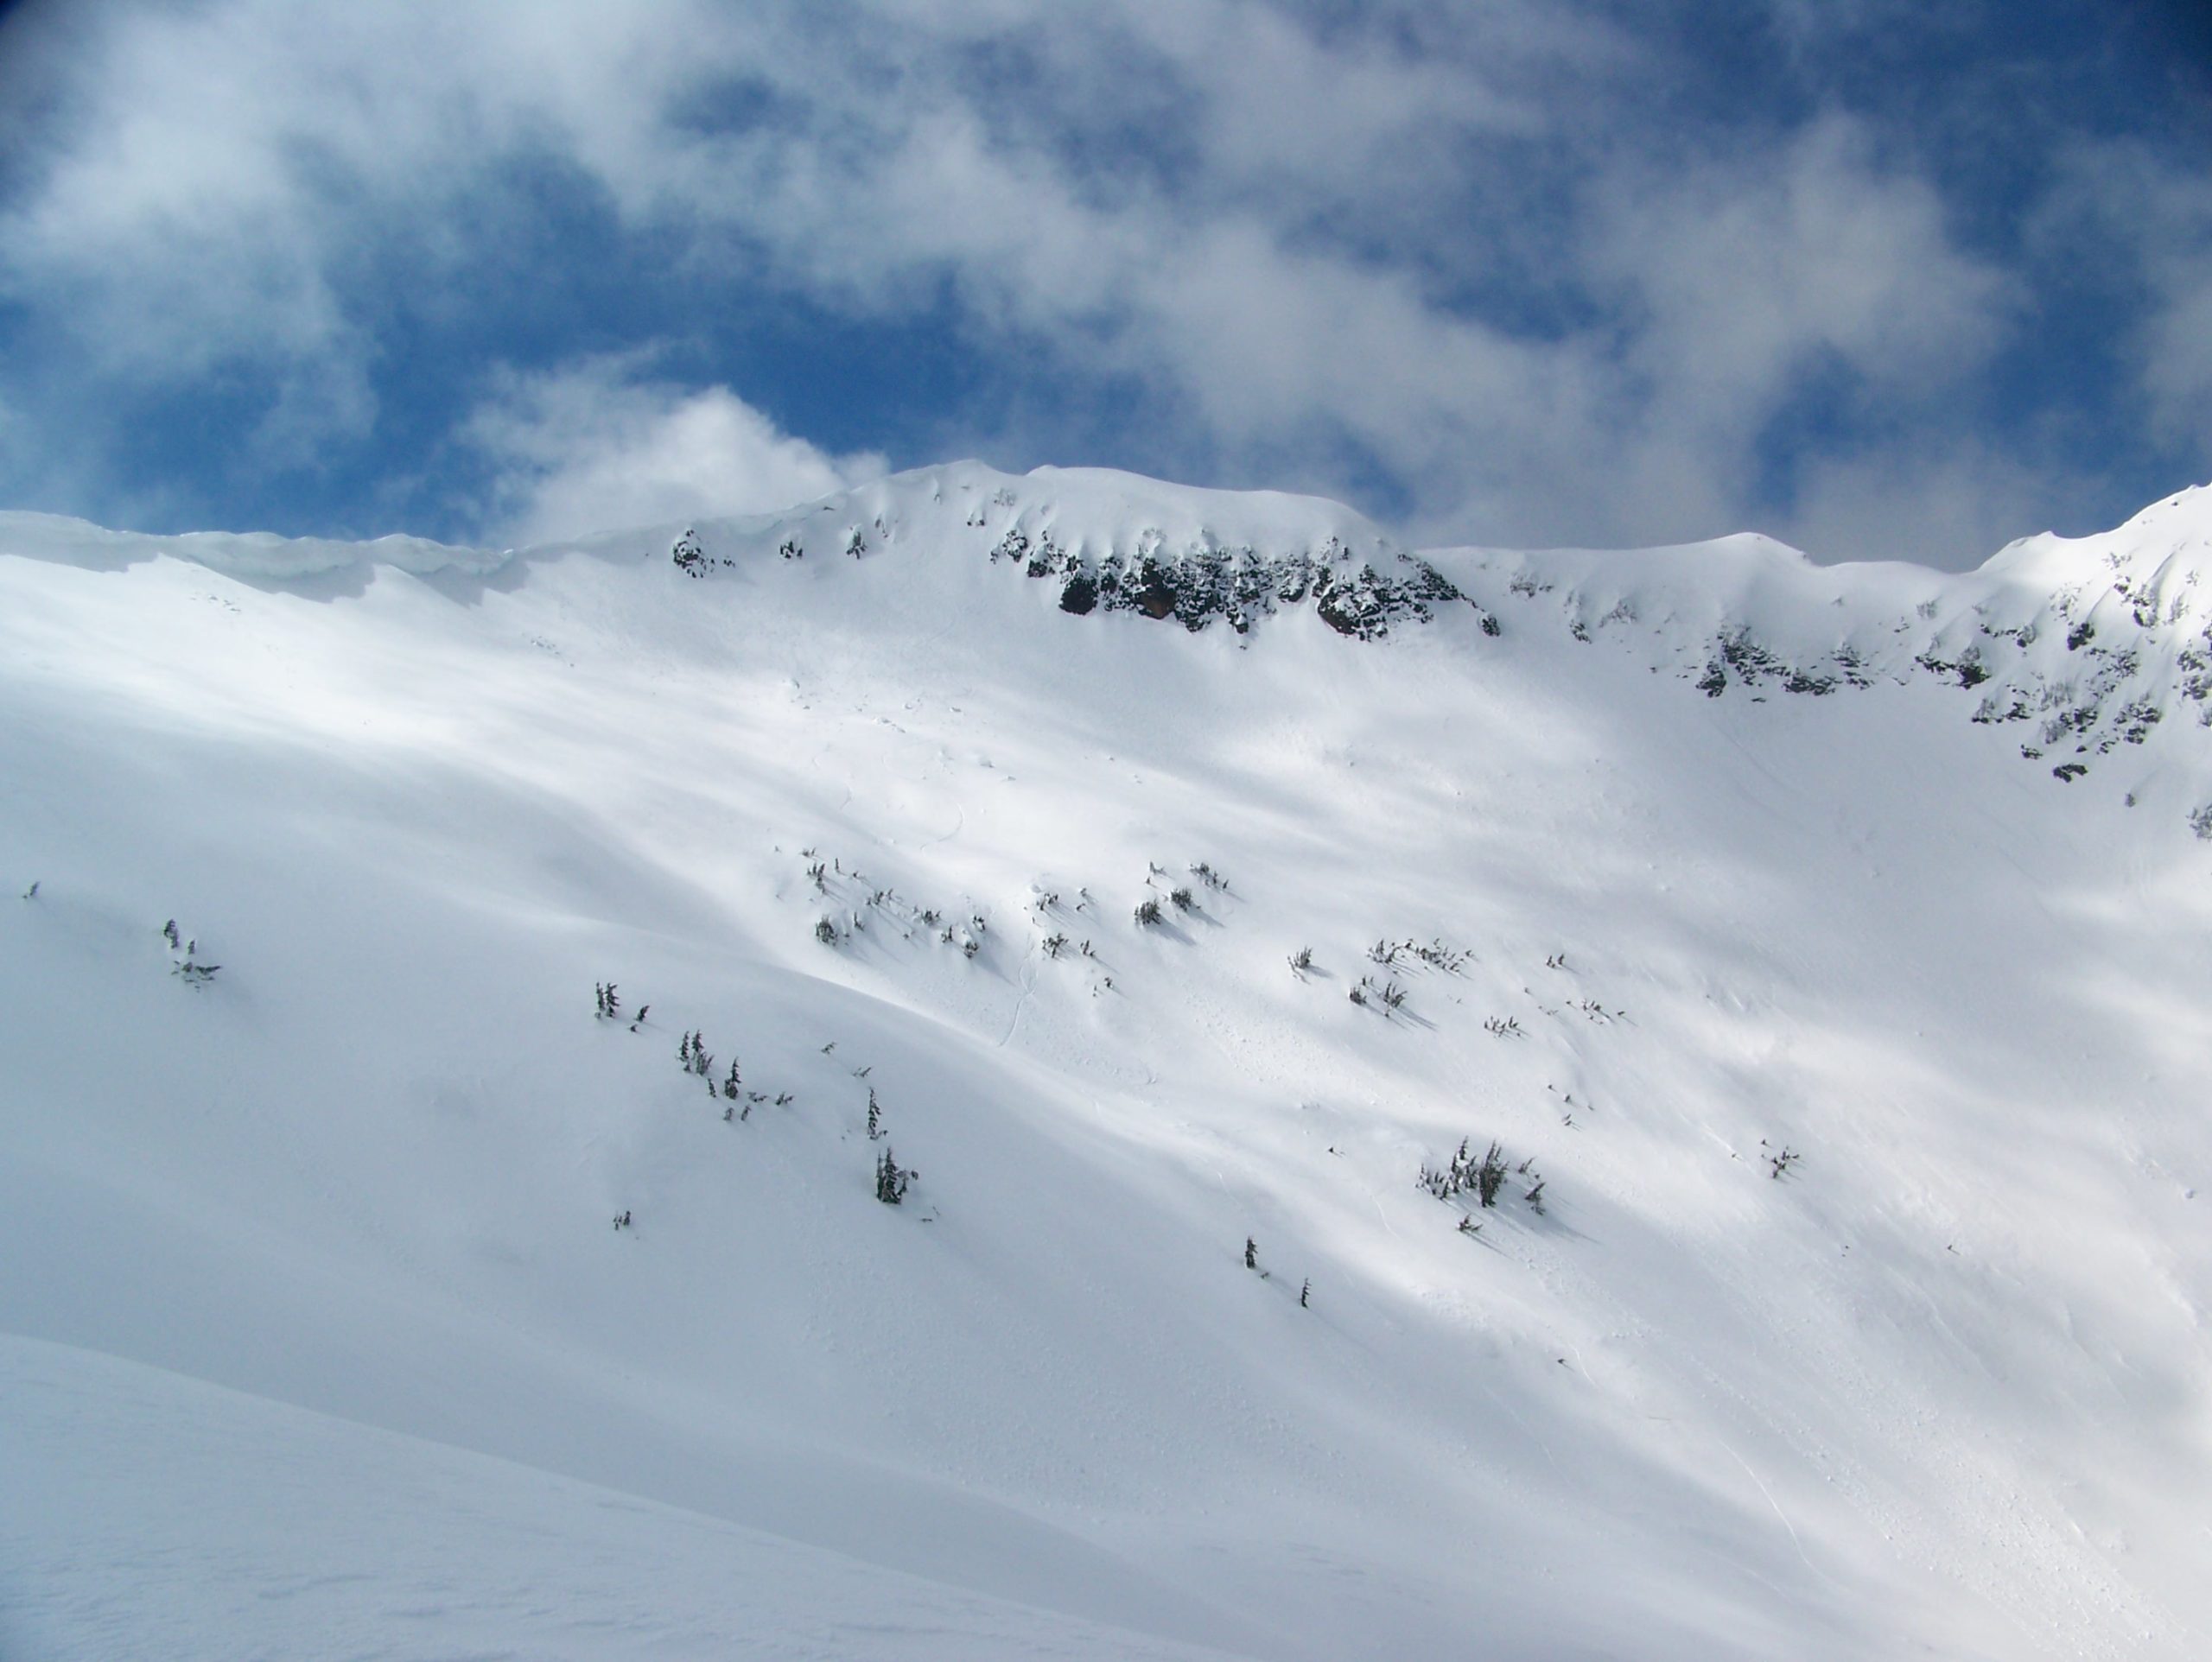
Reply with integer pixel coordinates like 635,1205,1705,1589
1587,120,2013,446
1775,441,2087,568
2122,187,2212,454
2141,275,2212,444
461,356,885,547
1512,117,2025,551
0,0,2118,560
2031,140,2212,459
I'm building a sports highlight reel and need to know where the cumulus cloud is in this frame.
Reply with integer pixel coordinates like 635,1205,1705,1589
0,0,2191,561
462,357,885,547
1552,117,2024,554
1596,121,2013,422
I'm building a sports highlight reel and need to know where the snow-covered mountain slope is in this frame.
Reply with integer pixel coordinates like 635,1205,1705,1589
3,462,2209,1660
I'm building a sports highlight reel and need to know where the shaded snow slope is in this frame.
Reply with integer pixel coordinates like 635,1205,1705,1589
3,467,2209,1659
2,1336,1255,1662
0,508,495,583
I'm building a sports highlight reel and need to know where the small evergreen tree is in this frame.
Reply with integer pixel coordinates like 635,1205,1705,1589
1477,1141,1508,1208
875,1146,913,1204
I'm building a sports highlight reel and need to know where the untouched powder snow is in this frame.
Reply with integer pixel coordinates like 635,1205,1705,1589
3,462,2209,1659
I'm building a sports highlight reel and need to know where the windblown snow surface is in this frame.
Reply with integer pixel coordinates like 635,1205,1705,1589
3,463,2210,1660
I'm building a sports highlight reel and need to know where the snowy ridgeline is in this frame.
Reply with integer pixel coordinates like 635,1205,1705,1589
643,466,2212,801
2,468,2210,1660
550,463,2212,789
12,462,2212,792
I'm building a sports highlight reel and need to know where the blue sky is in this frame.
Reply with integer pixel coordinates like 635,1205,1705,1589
0,0,2206,567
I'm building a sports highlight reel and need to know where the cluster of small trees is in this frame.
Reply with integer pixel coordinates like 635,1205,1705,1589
626,994,918,1199
1349,975,1405,1011
1421,1139,1511,1208
803,848,989,958
677,1029,739,1092
1421,1139,1546,1215
1367,936,1465,973
594,981,780,1120
594,982,648,1026
163,918,220,986
1132,859,1232,928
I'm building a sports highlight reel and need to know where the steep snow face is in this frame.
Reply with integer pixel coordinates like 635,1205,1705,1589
3,467,2210,1661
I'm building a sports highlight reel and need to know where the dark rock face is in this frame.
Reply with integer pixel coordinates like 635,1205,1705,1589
993,524,1489,641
